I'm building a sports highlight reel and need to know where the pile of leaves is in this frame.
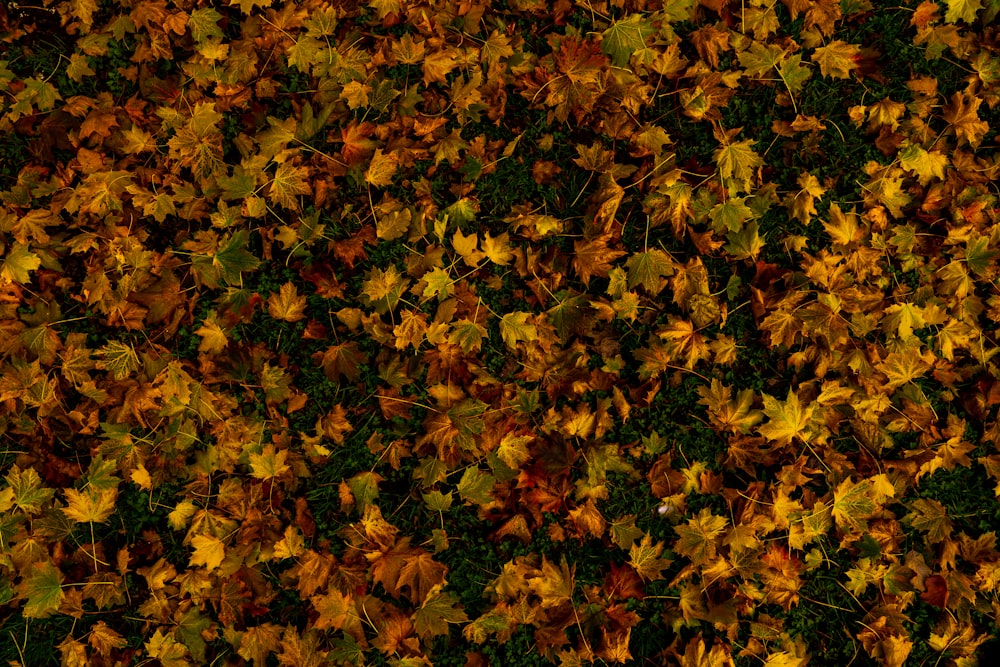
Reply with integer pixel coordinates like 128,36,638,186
2,0,1000,664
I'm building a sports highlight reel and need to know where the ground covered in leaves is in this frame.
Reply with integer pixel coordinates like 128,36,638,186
2,0,1000,664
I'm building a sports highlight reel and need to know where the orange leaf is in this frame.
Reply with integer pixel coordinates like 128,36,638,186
396,549,448,604
267,282,307,322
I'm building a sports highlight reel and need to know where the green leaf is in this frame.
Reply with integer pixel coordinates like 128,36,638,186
709,197,754,233
422,490,453,513
176,607,213,662
779,53,812,93
724,220,764,260
21,560,64,618
218,170,258,201
188,7,224,43
601,14,655,66
965,235,999,276
214,230,261,285
625,249,674,293
499,312,537,348
413,587,469,639
6,466,54,515
738,42,785,76
448,319,487,353
714,138,763,193
457,468,495,505
346,471,383,512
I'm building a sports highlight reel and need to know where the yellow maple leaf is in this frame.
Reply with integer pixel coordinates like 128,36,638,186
758,389,814,445
267,282,307,322
482,232,513,265
249,444,290,480
311,588,358,631
811,40,860,79
365,148,398,187
195,313,229,354
530,557,575,608
629,534,672,581
785,171,826,224
496,432,532,468
452,229,484,267
62,487,117,524
713,132,763,193
0,243,42,285
673,507,728,565
190,533,226,571
268,162,311,211
832,477,877,532
499,312,537,348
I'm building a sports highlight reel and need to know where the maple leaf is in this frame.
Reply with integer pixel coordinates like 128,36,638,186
713,133,763,193
190,533,226,571
448,319,487,353
697,379,763,434
499,312,537,348
629,534,672,581
413,585,469,638
876,348,932,391
0,243,41,285
626,249,674,293
195,314,229,354
360,265,408,312
249,444,291,480
944,0,983,23
764,651,808,667
758,389,814,446
88,620,128,656
452,229,485,266
376,207,412,241
311,588,360,632
738,42,786,76
574,235,626,285
396,549,447,604
20,560,64,618
146,629,192,667
530,556,576,609
346,471,382,512
213,230,261,286
832,477,877,532
942,91,990,147
482,232,514,265
365,148,399,187
229,0,273,14
457,467,495,505
709,197,754,233
6,465,54,514
62,487,118,523
904,498,952,544
601,14,655,66
496,432,533,468
268,162,311,211
811,40,861,79
784,172,826,224
673,507,728,565
315,342,364,382
267,282,307,322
